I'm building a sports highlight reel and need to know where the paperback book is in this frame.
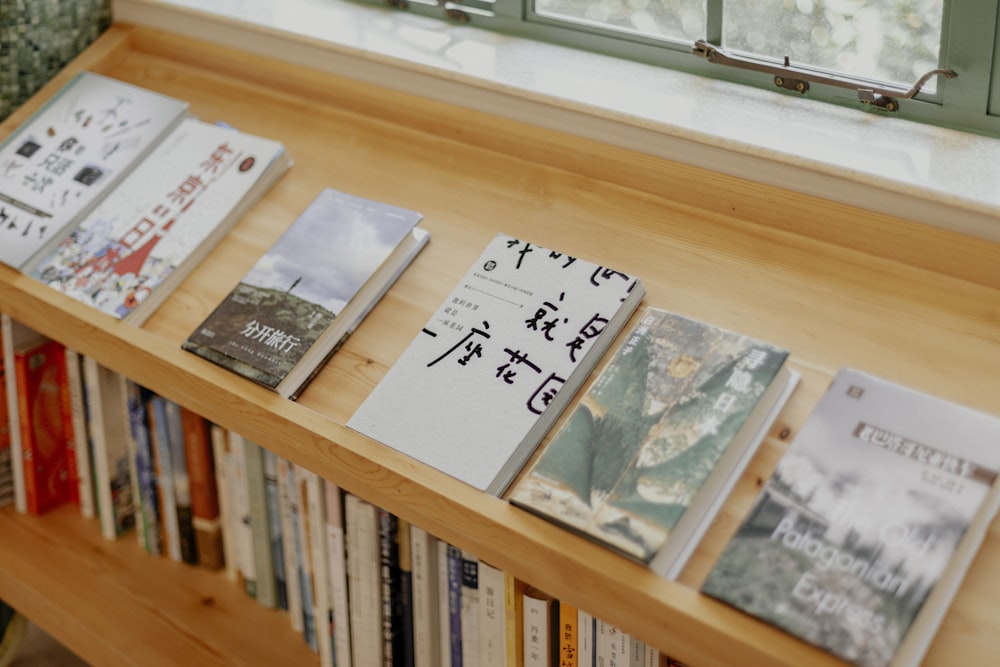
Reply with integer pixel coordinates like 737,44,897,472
30,116,290,324
0,71,188,270
510,306,798,579
8,332,75,515
348,232,645,495
700,368,1000,667
82,357,136,540
183,187,429,399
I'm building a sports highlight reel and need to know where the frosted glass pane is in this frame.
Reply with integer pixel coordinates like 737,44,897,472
722,0,944,89
533,0,706,42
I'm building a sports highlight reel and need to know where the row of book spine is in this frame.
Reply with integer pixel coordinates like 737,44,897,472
0,311,690,667
214,439,692,667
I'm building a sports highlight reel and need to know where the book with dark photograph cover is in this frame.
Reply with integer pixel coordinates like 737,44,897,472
348,232,645,496
510,306,798,579
183,187,428,399
700,368,1000,667
0,71,188,271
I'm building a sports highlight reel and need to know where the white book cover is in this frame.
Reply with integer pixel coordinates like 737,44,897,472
410,524,440,667
349,232,644,495
30,116,288,323
0,71,188,270
701,368,1000,667
323,480,352,667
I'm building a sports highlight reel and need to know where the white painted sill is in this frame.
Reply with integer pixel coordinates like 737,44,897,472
113,0,1000,243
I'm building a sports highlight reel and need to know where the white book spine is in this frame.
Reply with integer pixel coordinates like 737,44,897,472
304,468,333,667
1,314,27,513
436,537,453,667
210,423,238,583
229,431,256,595
324,480,353,667
277,456,304,632
346,493,383,667
477,559,507,667
410,525,440,667
578,610,595,667
63,347,94,518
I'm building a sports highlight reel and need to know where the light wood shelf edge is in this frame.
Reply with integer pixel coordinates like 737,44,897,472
0,21,997,667
0,504,318,667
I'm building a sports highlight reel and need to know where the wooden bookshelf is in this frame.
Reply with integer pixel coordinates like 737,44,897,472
1,22,999,667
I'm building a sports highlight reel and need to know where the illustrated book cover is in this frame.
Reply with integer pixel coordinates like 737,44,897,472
700,367,1000,667
348,232,645,495
0,71,188,270
182,187,429,399
510,306,798,579
30,116,290,324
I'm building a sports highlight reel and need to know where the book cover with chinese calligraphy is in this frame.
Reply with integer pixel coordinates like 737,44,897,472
182,187,428,399
30,116,289,324
509,307,797,579
347,232,645,496
700,368,1000,667
0,71,188,270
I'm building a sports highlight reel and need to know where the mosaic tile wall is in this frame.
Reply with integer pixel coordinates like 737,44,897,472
0,0,112,121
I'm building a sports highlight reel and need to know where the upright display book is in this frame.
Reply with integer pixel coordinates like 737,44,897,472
700,368,1000,667
30,116,290,324
0,71,188,270
348,232,645,495
510,307,798,579
182,188,429,399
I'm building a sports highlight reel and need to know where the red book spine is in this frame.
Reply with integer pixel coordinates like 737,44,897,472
16,339,72,514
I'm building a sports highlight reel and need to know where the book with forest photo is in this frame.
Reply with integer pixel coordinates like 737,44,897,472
510,306,798,579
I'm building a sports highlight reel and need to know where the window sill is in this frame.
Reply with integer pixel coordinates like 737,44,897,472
113,0,1000,243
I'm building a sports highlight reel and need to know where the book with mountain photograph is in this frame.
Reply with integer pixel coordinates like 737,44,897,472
509,306,798,579
182,188,429,399
700,368,1000,667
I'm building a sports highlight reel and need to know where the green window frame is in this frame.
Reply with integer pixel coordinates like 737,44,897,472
362,0,1000,137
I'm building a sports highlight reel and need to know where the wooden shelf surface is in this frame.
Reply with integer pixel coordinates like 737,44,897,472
1,22,999,667
0,504,318,667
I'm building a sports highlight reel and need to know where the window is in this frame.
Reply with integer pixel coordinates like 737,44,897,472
363,0,1000,137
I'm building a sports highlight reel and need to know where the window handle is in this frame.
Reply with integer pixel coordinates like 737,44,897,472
693,40,957,112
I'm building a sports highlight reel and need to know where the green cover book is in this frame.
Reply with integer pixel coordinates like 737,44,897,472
510,306,796,579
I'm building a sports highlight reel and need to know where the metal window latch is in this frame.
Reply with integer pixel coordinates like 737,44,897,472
693,40,957,112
